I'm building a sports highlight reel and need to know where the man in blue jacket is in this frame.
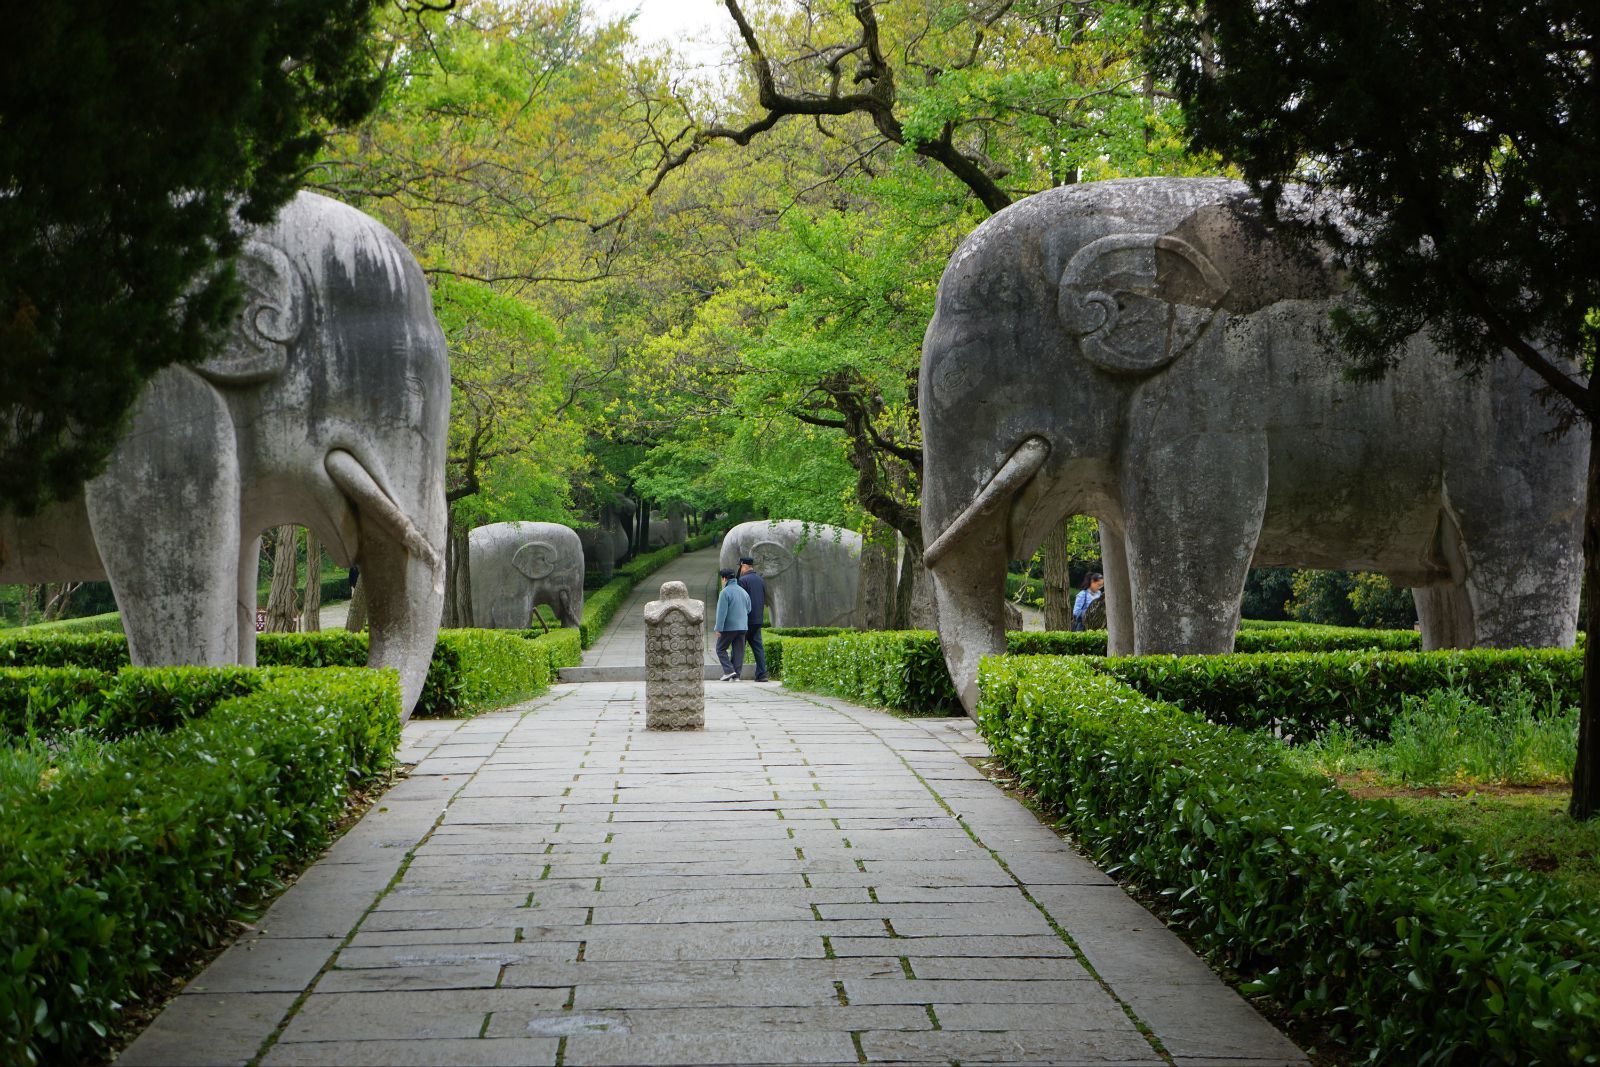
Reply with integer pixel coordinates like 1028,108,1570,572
714,568,751,681
737,556,770,682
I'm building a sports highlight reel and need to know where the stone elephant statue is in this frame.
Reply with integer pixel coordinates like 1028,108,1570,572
0,192,449,717
919,176,1585,713
576,523,626,581
468,521,583,630
719,520,863,628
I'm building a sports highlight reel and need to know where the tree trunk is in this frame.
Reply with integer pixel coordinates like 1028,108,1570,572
637,500,651,553
1043,521,1073,630
442,515,472,628
345,578,368,632
854,521,896,630
898,541,938,631
299,529,321,633
264,525,300,632
1571,418,1600,819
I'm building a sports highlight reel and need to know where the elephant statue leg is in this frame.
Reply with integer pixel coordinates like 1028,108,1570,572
1098,516,1136,655
237,535,263,667
557,587,581,630
85,368,242,668
1123,432,1267,653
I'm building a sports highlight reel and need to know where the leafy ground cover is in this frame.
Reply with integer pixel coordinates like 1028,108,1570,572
1265,684,1596,902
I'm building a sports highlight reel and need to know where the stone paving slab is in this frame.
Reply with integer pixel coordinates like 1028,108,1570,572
119,677,1304,1067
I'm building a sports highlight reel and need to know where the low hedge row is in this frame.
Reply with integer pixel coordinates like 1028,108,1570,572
0,628,583,719
1102,647,1581,741
580,579,634,648
577,542,697,648
1,666,401,1066
778,630,959,715
778,626,1574,727
975,655,1599,1064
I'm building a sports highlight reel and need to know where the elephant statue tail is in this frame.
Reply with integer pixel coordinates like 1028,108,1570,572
325,449,445,594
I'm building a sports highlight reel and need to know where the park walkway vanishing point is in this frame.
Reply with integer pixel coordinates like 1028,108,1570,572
118,548,1304,1066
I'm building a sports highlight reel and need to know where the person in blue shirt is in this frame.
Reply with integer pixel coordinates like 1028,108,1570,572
1071,571,1104,632
714,568,751,681
736,556,770,681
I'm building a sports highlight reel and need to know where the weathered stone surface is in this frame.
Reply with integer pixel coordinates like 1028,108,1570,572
644,581,704,729
919,176,1586,712
468,521,583,629
718,520,863,628
1,191,450,717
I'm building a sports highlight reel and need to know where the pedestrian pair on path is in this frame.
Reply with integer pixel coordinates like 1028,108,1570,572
715,557,769,681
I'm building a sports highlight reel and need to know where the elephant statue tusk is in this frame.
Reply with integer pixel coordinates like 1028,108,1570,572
923,437,1050,570
326,449,446,593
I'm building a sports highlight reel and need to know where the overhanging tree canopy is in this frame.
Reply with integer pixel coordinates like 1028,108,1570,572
0,0,387,517
1147,0,1599,816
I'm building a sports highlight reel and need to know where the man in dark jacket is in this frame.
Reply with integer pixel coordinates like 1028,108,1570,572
737,556,770,681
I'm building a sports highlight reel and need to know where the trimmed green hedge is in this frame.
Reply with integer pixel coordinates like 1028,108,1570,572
976,655,1599,1064
778,626,1441,715
1102,647,1581,741
0,666,401,1066
580,578,634,648
779,631,959,715
0,628,582,719
577,542,697,648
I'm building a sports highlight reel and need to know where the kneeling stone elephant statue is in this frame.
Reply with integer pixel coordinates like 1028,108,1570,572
468,521,583,630
0,192,449,718
920,177,1585,713
719,520,862,628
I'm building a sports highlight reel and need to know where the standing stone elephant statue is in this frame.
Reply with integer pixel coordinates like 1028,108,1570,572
718,520,863,628
0,191,449,717
468,521,583,630
919,176,1585,713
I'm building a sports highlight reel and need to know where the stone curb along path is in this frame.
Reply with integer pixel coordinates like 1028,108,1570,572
118,672,1305,1067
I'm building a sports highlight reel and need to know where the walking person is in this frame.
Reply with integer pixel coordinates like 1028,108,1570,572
737,556,770,681
714,568,751,681
1072,571,1104,632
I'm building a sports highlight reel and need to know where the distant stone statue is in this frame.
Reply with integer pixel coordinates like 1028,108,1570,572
644,581,705,729
718,520,863,628
468,521,584,630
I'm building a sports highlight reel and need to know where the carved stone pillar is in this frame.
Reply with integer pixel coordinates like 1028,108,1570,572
644,581,705,730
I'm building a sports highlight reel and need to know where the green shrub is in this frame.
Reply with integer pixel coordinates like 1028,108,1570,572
685,531,718,552
0,667,107,738
1100,647,1580,741
0,633,130,671
617,543,684,582
780,631,959,714
580,578,633,648
975,655,1599,1064
5,611,125,636
0,667,400,1066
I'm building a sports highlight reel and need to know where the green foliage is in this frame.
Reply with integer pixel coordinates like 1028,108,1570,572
0,627,578,719
577,543,690,648
1287,570,1418,629
4,611,124,636
1,1,384,515
780,631,959,715
1240,568,1295,622
1102,648,1580,743
1389,791,1600,899
976,655,1600,1064
1284,686,1580,788
580,579,634,649
0,667,399,1066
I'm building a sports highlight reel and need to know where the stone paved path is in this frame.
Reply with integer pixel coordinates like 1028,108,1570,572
119,674,1304,1066
584,548,724,670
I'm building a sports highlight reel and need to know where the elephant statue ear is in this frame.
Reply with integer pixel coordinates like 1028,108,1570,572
513,541,558,582
1057,233,1229,376
195,239,309,385
751,540,794,578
